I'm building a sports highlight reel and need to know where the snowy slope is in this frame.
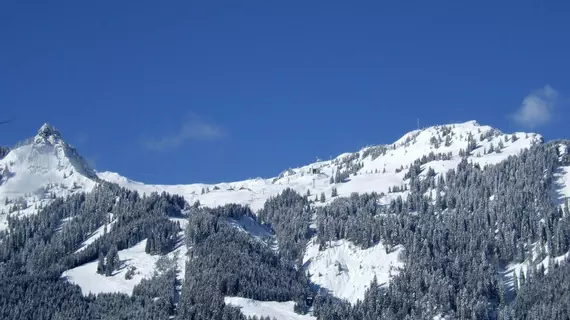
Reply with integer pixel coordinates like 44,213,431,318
100,120,540,213
63,239,159,295
224,297,315,320
63,232,188,295
0,124,98,230
303,238,402,303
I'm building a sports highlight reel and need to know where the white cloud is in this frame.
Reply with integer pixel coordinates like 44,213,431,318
512,85,559,129
144,115,224,151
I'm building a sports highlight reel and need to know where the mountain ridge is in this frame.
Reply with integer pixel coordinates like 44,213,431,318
100,120,541,210
0,120,541,231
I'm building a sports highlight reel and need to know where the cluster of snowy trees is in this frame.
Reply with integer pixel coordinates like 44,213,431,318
258,189,313,263
361,145,388,161
1,183,184,279
316,192,396,250
314,141,570,319
0,256,180,320
0,183,186,319
0,182,305,319
96,244,120,276
408,151,454,173
509,255,570,319
331,153,364,183
179,203,310,319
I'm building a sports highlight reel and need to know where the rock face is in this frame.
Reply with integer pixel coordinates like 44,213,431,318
29,123,98,180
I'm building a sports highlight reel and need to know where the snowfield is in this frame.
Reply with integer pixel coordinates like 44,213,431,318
224,297,315,320
303,238,402,303
63,239,158,295
63,237,188,295
63,216,188,296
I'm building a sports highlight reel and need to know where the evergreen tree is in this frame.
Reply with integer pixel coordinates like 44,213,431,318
105,244,120,276
97,251,105,275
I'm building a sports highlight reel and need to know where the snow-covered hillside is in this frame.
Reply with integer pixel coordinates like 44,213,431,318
303,238,402,303
0,124,98,230
224,297,316,320
63,217,188,296
63,236,188,295
96,120,540,304
100,121,541,213
1,121,543,308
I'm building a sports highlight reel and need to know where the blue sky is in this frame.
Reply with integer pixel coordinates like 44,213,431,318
1,1,569,184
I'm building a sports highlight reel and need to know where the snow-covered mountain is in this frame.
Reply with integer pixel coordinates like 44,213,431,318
0,124,98,230
100,120,541,211
1,120,539,229
0,120,545,311
95,120,541,305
